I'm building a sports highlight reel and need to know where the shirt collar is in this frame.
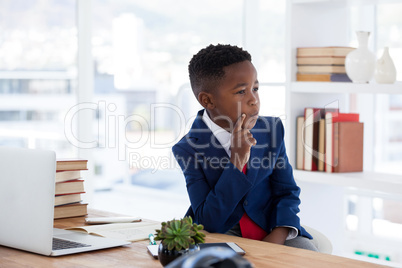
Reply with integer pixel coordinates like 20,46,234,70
202,110,232,157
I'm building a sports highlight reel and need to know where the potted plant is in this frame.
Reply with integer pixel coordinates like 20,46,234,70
154,216,205,266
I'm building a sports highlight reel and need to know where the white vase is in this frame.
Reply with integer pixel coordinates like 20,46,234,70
375,47,397,84
345,31,376,83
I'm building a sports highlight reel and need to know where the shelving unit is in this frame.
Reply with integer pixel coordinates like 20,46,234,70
294,170,402,195
290,81,402,94
286,0,402,264
285,0,402,186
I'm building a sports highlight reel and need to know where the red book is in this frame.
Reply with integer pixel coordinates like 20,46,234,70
325,112,360,172
303,107,338,171
54,203,88,219
56,159,88,172
55,179,85,196
54,193,83,206
55,170,82,183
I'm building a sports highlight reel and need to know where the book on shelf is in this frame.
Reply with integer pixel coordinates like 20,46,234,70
54,202,88,219
55,170,82,183
304,107,339,171
296,56,346,65
55,179,85,195
297,65,346,74
66,221,161,242
297,46,355,57
56,159,88,171
318,118,325,171
55,193,83,206
296,116,305,170
296,73,352,82
325,112,361,173
333,122,364,173
303,108,315,171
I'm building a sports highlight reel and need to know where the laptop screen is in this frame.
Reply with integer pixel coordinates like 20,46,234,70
0,147,56,255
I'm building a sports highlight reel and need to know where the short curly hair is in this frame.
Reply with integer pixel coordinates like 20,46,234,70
188,44,252,99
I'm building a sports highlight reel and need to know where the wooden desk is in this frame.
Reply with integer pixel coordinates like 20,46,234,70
0,209,385,268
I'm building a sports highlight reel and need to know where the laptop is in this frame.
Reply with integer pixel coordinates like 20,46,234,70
0,147,130,256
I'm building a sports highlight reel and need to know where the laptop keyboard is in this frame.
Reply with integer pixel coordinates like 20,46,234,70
52,237,91,251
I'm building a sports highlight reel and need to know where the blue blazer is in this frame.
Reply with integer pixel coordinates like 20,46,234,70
172,110,311,239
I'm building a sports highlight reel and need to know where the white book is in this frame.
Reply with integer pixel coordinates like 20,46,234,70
296,116,305,170
303,108,314,171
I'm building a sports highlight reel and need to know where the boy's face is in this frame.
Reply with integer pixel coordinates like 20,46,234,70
208,60,260,131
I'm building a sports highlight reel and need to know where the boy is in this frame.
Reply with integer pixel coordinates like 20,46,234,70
172,44,317,251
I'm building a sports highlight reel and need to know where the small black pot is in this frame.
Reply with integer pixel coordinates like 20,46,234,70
158,242,200,267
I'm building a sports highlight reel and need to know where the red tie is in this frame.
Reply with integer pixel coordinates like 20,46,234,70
239,164,268,240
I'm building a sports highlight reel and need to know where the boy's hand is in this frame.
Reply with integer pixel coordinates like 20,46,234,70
230,114,257,171
262,227,289,245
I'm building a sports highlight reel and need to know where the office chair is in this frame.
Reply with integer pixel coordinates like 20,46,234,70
302,225,333,254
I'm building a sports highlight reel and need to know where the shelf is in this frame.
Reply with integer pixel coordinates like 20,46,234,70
292,0,402,6
292,0,347,7
294,170,402,195
290,81,402,94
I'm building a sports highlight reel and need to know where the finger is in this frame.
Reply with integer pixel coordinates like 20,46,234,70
251,137,257,146
245,132,256,146
244,130,253,138
246,137,257,147
234,114,246,132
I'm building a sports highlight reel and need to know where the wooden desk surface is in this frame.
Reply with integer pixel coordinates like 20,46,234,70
0,209,385,268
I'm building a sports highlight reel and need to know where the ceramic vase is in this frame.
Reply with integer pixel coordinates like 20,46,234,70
375,47,397,84
345,31,376,83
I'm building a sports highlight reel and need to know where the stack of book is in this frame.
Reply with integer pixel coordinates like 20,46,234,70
296,46,355,82
54,159,88,219
296,108,363,173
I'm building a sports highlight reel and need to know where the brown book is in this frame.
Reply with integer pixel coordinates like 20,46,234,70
296,73,351,82
55,180,85,195
297,46,355,57
55,193,83,206
56,159,88,171
296,116,305,170
325,112,360,173
333,122,364,172
55,170,82,183
318,118,325,171
54,203,88,219
297,56,346,65
297,65,346,74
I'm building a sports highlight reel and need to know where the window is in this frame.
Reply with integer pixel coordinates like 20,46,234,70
90,0,287,219
372,3,402,174
0,0,77,157
1,0,288,220
344,4,402,263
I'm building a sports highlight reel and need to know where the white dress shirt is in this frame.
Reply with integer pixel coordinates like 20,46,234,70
202,110,298,240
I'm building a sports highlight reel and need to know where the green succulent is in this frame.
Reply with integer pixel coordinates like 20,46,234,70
154,216,206,251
